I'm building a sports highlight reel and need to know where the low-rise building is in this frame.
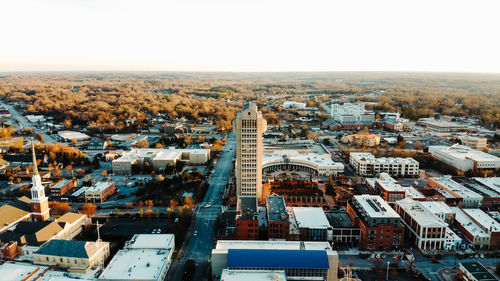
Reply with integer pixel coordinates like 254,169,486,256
461,209,500,249
263,151,344,176
452,207,490,249
99,234,175,281
87,140,107,150
57,212,89,239
266,195,289,240
349,153,419,177
325,210,361,245
235,196,259,240
459,262,498,281
0,205,31,233
49,179,77,199
395,198,449,252
419,201,456,223
428,145,500,172
34,240,109,273
341,132,380,147
347,195,404,251
211,240,338,281
428,176,482,207
416,118,469,132
291,207,332,241
85,181,115,203
460,136,488,150
281,101,306,109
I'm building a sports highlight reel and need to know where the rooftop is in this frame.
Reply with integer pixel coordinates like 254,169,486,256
99,249,171,280
0,262,46,281
0,205,30,231
429,145,500,162
325,210,354,228
350,152,418,164
432,176,482,199
214,240,333,252
419,201,455,216
292,207,331,229
460,262,498,281
227,249,329,269
124,233,175,249
451,207,489,238
50,179,73,190
267,194,288,222
87,181,114,192
220,269,287,281
36,240,108,258
237,196,258,221
474,177,500,196
396,198,448,227
353,195,400,219
461,209,500,232
58,130,89,140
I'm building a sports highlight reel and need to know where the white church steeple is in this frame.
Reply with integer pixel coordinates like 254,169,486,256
30,142,50,221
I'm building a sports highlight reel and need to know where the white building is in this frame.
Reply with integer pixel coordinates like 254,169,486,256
112,148,210,174
291,207,332,241
428,145,500,172
428,176,482,208
395,198,449,252
330,103,374,124
211,240,338,281
419,201,456,223
281,101,306,109
99,234,175,281
451,207,490,248
57,131,89,142
263,151,344,176
349,153,419,177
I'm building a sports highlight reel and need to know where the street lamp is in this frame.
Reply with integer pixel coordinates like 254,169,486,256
386,261,390,280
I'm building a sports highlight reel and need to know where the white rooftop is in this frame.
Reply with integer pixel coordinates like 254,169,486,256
292,207,331,229
220,269,287,281
420,201,455,216
58,130,89,140
213,240,333,253
0,262,45,281
429,145,500,162
432,177,482,199
461,209,500,232
474,177,500,195
451,207,489,238
350,152,418,164
354,195,400,219
404,185,426,199
99,249,171,280
396,198,448,227
263,152,344,169
125,234,174,249
376,173,406,192
87,181,114,192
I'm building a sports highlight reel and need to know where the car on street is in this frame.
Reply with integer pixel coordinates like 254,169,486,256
193,231,198,236
204,204,211,208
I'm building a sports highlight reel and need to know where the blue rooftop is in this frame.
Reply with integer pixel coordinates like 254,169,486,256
227,249,329,269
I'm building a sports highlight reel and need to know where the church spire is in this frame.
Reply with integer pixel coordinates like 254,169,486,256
32,141,39,175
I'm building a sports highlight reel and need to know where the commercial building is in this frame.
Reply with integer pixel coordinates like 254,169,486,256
235,196,259,240
347,195,404,251
211,240,338,281
461,209,500,249
49,179,77,199
291,207,332,241
472,177,500,208
234,103,267,201
263,151,344,176
459,262,498,281
34,240,110,272
112,148,210,174
368,173,426,203
330,103,374,129
281,101,306,109
325,210,360,245
428,176,482,207
419,201,456,223
57,131,90,142
266,194,289,240
85,181,116,203
349,153,419,177
395,198,449,252
220,269,287,281
416,118,469,132
99,234,175,281
428,145,500,172
460,136,488,150
341,132,380,147
451,207,490,248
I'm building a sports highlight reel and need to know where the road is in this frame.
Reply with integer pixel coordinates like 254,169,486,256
168,131,235,281
0,101,56,143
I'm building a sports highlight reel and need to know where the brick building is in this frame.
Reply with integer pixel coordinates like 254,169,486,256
266,194,289,240
235,196,259,240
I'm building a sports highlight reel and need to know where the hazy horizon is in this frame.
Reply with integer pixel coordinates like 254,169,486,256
1,0,499,72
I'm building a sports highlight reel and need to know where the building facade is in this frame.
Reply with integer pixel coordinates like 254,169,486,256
234,103,267,201
349,153,419,177
85,181,116,203
266,194,289,240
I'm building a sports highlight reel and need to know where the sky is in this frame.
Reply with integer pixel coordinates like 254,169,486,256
1,0,499,72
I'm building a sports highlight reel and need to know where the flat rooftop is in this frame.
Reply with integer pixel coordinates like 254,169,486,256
354,195,400,219
460,262,498,281
220,269,287,281
267,195,288,222
87,181,114,192
292,207,331,229
474,177,500,196
420,201,455,216
99,249,171,280
350,152,418,164
396,198,448,228
214,240,334,253
451,207,489,238
462,209,500,232
325,211,354,228
0,262,44,281
432,177,482,199
125,233,174,249
237,196,258,221
429,145,500,162
50,179,72,190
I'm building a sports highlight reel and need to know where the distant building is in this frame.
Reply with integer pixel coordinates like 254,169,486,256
85,181,115,203
460,136,488,150
341,132,380,147
291,207,332,241
266,194,289,240
112,148,210,174
99,234,175,281
57,131,90,143
428,145,500,171
49,179,77,199
347,195,404,251
428,176,482,208
329,103,374,130
87,140,107,150
234,103,267,202
211,240,338,281
368,173,425,203
281,101,306,109
451,207,490,249
349,153,419,177
34,240,110,273
416,118,469,132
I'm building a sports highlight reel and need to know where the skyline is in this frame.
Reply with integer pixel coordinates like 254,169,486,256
1,0,500,72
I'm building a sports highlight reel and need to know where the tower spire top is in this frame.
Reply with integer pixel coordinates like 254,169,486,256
32,142,39,175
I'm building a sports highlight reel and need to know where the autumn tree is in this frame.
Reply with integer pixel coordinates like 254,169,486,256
81,203,97,216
